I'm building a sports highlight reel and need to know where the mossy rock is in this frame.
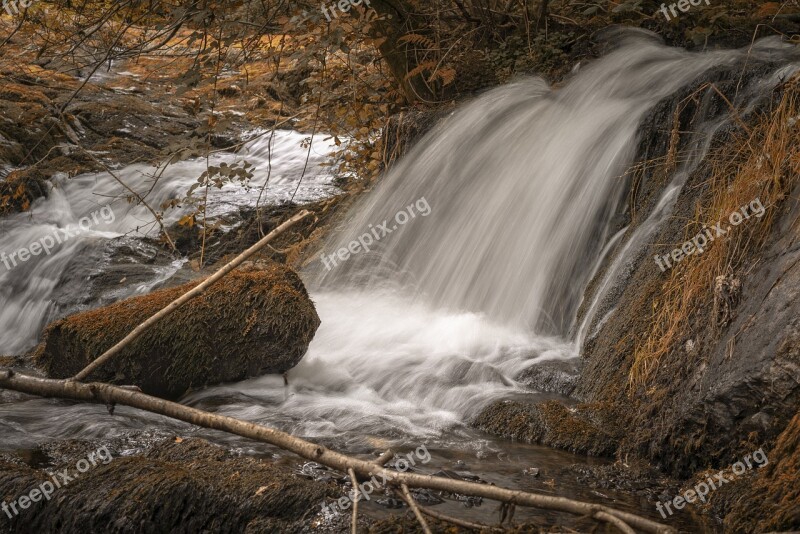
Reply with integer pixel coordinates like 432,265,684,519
34,261,320,400
0,438,337,533
472,400,617,457
721,413,800,531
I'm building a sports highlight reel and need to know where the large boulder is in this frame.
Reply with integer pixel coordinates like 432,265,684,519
34,261,320,400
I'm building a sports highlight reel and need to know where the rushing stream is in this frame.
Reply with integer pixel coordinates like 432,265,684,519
2,29,800,530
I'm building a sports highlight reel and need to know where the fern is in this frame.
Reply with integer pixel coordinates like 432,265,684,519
397,33,435,49
404,60,438,81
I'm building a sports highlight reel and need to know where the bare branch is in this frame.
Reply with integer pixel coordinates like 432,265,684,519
348,468,359,534
398,483,433,534
71,210,313,381
0,372,672,534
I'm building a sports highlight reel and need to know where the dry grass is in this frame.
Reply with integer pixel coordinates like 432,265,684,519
629,74,800,388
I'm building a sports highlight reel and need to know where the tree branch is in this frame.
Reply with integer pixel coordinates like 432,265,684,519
71,210,313,382
398,483,433,534
348,467,359,534
0,371,674,534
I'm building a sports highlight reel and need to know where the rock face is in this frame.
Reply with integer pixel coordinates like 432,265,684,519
34,261,320,400
0,438,337,534
471,55,800,529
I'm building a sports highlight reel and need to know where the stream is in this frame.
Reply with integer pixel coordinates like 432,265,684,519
2,29,800,532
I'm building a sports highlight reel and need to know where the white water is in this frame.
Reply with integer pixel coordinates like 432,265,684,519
0,130,339,355
313,31,798,337
2,31,799,450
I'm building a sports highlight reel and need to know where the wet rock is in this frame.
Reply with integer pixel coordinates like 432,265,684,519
560,461,674,501
516,358,581,397
0,438,337,534
472,400,616,457
34,261,320,400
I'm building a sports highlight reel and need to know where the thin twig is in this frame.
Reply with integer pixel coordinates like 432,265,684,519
76,145,178,253
417,503,505,532
348,468,359,534
595,511,637,534
71,210,313,381
398,483,433,534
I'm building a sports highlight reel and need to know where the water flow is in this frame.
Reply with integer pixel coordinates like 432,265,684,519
2,31,799,453
313,31,785,336
0,130,338,355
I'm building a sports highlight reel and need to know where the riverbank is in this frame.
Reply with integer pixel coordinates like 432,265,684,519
2,2,800,533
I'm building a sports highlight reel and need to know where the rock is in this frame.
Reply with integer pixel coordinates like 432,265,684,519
34,261,320,400
516,358,581,397
568,59,800,480
472,400,617,457
0,438,337,534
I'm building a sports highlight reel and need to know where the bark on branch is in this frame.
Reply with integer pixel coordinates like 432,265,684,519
0,371,675,534
71,210,313,382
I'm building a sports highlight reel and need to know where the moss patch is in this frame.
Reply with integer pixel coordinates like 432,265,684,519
720,412,800,531
472,400,617,457
35,261,320,399
0,438,337,534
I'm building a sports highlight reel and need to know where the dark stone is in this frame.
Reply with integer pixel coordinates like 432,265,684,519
0,438,337,534
34,261,320,400
516,358,581,397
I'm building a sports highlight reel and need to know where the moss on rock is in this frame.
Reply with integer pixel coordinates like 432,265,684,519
472,400,617,457
34,261,320,400
721,412,800,532
0,438,337,533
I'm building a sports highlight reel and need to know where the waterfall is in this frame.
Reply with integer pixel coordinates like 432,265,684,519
312,30,797,337
2,30,798,448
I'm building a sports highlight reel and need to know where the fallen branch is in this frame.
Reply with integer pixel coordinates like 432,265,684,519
72,210,313,381
374,449,394,466
348,468,359,534
0,371,675,534
398,483,432,534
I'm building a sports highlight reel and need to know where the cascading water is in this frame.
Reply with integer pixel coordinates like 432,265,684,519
313,30,797,336
2,31,799,455
0,130,338,356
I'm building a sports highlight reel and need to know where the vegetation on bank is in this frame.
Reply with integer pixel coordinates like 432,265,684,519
1,1,795,213
1,1,800,531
